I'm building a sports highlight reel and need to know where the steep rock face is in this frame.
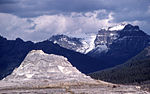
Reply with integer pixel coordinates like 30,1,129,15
94,29,119,47
88,24,150,67
4,50,94,83
90,23,126,54
90,29,118,54
49,35,89,53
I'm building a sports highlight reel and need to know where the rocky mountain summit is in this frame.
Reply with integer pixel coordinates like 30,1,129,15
48,34,97,54
49,34,89,53
90,24,150,55
88,24,150,67
0,50,149,93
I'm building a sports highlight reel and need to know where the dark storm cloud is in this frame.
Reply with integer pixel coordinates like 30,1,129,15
0,0,17,4
0,0,119,17
0,0,149,22
111,0,150,21
0,0,149,16
0,0,104,17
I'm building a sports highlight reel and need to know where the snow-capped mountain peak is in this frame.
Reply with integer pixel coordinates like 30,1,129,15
108,23,127,31
48,34,96,54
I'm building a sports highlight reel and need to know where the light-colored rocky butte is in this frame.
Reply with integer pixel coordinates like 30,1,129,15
3,50,93,82
0,50,149,94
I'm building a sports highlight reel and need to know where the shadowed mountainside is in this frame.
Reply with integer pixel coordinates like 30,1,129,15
89,46,150,91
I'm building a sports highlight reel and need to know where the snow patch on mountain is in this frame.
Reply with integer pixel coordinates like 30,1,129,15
49,34,96,54
96,45,108,53
83,34,97,53
108,23,127,31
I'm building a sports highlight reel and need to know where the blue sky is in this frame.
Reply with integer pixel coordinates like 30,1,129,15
0,0,150,41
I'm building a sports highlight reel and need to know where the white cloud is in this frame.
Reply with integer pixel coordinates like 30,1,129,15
147,5,150,14
0,13,34,39
0,11,113,41
1,10,148,42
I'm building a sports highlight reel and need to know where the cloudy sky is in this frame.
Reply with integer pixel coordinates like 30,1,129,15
0,0,150,41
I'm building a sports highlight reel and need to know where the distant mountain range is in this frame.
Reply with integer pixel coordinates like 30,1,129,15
49,24,150,68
